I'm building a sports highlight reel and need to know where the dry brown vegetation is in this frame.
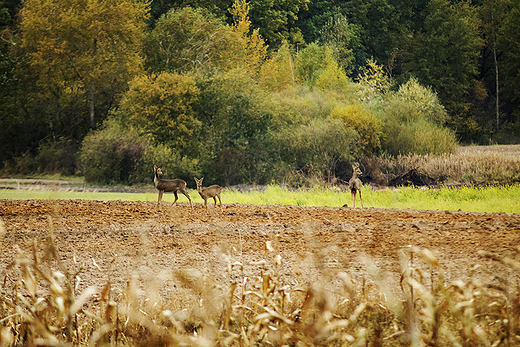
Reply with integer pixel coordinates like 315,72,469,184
364,145,520,187
1,199,520,346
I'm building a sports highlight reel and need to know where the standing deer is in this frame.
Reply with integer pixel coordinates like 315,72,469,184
154,165,192,207
194,177,222,210
348,163,363,208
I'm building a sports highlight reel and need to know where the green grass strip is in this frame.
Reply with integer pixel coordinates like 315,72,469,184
1,184,519,213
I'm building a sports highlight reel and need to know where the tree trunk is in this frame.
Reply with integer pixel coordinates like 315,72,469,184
90,80,95,129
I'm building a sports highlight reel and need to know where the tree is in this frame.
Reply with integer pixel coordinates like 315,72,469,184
259,41,296,92
194,68,273,185
401,0,482,131
497,0,520,137
228,0,268,75
295,42,336,85
116,72,201,155
318,13,360,75
337,0,412,74
247,0,308,49
19,0,148,133
144,6,232,74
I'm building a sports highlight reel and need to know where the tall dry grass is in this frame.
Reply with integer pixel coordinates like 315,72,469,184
1,222,519,346
366,145,520,186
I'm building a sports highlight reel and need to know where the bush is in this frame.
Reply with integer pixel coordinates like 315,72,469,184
275,117,358,184
78,122,147,184
4,139,77,176
78,119,201,185
380,78,457,156
331,104,382,157
137,143,201,188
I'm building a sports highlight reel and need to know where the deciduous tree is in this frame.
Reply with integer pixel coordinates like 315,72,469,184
116,72,201,154
19,0,148,132
145,6,232,74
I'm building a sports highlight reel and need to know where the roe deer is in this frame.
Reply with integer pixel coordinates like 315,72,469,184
194,177,222,210
348,163,363,208
154,165,192,207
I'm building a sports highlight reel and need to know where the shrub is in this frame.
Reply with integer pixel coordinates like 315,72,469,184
78,121,147,184
78,119,201,185
138,143,201,187
331,104,382,157
380,78,457,156
275,117,358,184
4,138,77,176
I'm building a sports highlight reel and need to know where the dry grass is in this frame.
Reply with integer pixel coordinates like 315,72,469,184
1,224,519,347
366,145,520,186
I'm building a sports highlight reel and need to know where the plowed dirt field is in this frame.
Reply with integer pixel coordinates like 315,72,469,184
1,199,520,297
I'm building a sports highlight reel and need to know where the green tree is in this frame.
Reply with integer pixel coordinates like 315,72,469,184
228,0,268,75
294,0,334,44
295,42,336,85
401,0,482,131
147,0,230,28
497,0,520,140
318,13,360,74
145,7,232,74
338,0,413,74
259,41,296,92
194,68,272,185
247,0,308,49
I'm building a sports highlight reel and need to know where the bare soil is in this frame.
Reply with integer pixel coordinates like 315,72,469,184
1,199,520,299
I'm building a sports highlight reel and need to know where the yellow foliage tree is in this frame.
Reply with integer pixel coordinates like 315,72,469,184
20,0,148,128
259,41,295,92
229,0,268,75
117,72,201,152
331,104,383,157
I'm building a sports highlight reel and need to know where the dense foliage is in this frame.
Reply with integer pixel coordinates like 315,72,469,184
1,0,518,185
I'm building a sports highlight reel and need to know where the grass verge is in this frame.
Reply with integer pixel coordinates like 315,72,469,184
1,183,519,213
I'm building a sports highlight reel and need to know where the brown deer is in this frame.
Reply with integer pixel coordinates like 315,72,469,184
194,177,222,210
348,163,363,208
153,165,192,207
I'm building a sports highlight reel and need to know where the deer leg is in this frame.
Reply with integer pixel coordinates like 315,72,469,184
217,194,222,208
181,190,192,208
351,190,356,208
158,190,164,206
358,190,363,208
173,191,179,205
